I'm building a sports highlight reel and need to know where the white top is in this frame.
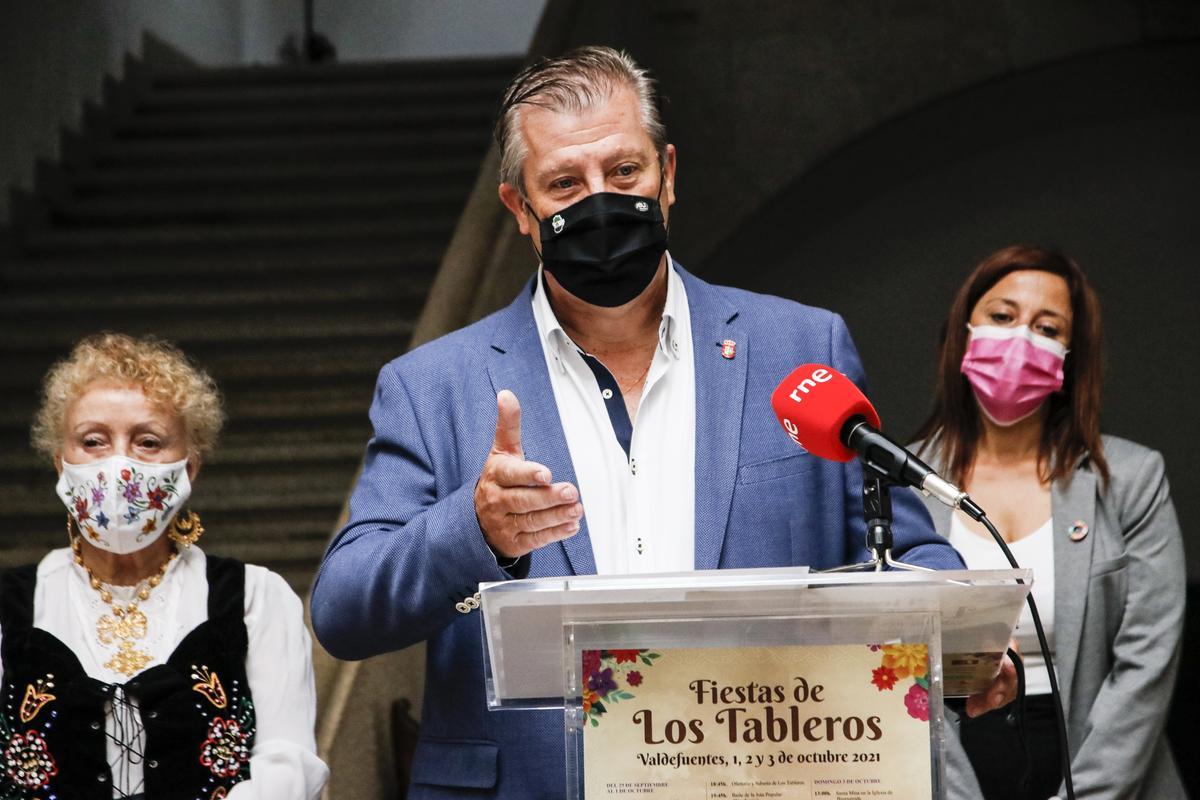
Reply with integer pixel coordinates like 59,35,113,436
949,514,1056,695
531,257,696,575
0,545,329,799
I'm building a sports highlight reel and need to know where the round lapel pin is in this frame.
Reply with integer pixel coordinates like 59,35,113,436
719,339,736,359
1068,520,1089,542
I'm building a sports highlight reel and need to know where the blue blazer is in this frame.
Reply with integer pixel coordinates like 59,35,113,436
311,267,963,798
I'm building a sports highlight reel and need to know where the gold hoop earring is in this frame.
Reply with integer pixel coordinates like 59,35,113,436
66,513,79,548
167,509,204,548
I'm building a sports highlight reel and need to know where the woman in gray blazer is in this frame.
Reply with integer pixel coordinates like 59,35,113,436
913,245,1185,799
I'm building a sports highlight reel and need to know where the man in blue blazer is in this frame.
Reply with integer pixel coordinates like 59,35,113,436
312,46,1006,798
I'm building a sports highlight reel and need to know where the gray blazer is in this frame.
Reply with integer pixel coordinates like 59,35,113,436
920,435,1186,799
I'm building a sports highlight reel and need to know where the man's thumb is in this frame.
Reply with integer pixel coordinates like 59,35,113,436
492,389,523,455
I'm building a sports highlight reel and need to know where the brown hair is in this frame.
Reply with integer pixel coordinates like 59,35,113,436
912,245,1108,486
494,45,668,195
32,332,224,461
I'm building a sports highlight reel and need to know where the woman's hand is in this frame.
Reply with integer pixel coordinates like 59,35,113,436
965,641,1020,717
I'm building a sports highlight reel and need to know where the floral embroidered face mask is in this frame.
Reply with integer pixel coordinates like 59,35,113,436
56,455,191,554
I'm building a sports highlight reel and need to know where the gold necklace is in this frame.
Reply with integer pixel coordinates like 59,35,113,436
69,526,177,677
617,358,654,398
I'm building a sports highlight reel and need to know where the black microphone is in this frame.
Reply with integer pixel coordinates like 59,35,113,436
841,416,985,521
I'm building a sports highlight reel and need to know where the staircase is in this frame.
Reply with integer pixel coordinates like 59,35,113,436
0,56,520,592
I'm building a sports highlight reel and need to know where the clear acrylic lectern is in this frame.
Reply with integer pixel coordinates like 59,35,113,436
480,567,1029,800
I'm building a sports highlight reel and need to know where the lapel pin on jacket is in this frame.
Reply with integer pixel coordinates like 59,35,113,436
1068,520,1089,541
719,339,736,359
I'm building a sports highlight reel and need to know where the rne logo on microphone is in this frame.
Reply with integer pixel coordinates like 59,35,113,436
781,417,803,447
785,368,833,403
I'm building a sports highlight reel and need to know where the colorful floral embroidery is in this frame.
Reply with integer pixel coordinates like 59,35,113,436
191,664,255,788
191,666,228,709
62,464,183,546
581,649,661,728
18,677,56,724
867,643,930,721
199,717,251,778
2,730,58,789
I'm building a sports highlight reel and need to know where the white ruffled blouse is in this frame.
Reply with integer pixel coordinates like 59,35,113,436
0,545,329,799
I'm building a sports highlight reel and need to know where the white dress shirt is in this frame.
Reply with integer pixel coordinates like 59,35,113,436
531,257,696,575
950,514,1057,695
0,545,329,799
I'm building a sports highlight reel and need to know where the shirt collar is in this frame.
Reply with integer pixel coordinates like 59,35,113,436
531,253,686,373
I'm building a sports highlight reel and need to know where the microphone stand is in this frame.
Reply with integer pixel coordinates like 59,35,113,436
822,466,1076,799
823,466,935,573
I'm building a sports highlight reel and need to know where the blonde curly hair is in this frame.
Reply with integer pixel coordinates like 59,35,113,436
31,332,225,461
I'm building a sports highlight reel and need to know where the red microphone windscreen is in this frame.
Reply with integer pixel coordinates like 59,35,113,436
770,364,881,462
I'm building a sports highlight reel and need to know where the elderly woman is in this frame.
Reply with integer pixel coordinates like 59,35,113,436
914,246,1185,799
0,333,328,799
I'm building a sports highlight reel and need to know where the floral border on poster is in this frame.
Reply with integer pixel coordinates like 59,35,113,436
581,649,661,728
868,643,930,722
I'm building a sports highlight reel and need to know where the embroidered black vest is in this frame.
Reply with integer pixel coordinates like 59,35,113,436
0,555,256,800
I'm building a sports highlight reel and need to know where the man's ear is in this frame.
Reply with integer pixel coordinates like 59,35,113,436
662,143,678,209
498,183,533,236
186,454,202,483
54,452,63,476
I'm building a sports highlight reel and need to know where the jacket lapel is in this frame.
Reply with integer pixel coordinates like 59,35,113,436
680,269,748,570
486,284,597,576
1050,466,1096,716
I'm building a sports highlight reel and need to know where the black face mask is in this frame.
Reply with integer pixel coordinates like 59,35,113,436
530,187,669,307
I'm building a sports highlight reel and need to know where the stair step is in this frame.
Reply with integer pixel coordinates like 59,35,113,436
149,58,520,90
0,54,495,595
116,103,496,138
222,383,378,415
0,310,415,349
46,188,468,226
0,341,398,393
89,129,489,167
21,217,455,251
66,158,481,195
2,246,442,284
139,74,512,112
0,275,432,313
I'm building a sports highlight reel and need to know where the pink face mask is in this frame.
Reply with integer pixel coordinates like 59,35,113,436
960,324,1068,426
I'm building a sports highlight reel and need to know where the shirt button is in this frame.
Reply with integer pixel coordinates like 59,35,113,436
148,760,159,769
630,458,638,475
97,774,108,782
146,710,158,719
90,720,102,730
601,388,613,400
672,339,679,352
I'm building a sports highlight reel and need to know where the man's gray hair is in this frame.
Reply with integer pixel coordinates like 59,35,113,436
494,45,668,195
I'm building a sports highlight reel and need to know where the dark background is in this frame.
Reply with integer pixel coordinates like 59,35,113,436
546,2,1200,576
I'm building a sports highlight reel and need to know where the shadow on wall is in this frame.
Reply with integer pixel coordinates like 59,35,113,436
698,40,1200,793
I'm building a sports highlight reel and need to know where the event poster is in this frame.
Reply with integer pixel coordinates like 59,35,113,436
581,644,933,799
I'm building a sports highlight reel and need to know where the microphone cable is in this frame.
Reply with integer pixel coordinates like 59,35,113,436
976,512,1075,800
